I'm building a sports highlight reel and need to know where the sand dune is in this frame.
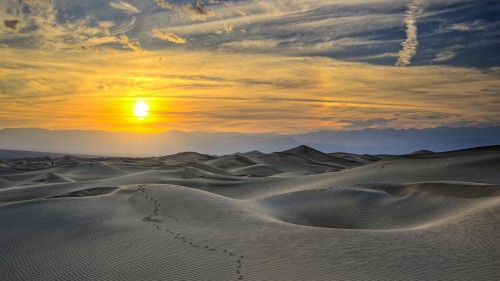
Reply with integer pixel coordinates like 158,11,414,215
31,172,76,184
1,145,499,280
161,152,217,162
253,182,500,230
207,155,258,170
282,145,363,167
231,164,285,177
329,152,380,164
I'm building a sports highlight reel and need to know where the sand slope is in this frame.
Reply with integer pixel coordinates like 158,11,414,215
1,145,499,280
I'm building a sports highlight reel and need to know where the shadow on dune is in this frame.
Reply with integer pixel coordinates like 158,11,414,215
253,182,500,230
50,187,121,198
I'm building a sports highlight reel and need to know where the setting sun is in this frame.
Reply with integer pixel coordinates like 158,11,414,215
133,101,149,120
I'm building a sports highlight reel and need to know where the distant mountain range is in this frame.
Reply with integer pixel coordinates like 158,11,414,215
0,127,499,157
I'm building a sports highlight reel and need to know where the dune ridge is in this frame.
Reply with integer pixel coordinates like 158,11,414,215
1,145,499,280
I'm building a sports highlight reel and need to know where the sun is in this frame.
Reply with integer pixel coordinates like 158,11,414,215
133,101,149,120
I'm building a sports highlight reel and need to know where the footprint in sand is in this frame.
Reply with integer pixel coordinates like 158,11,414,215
137,186,245,280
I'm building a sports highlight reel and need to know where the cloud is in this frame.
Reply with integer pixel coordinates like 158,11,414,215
22,0,51,4
118,34,143,53
0,1,132,51
215,24,233,34
109,1,140,15
153,1,405,60
338,118,396,129
154,0,215,21
396,0,424,66
220,40,280,51
447,20,487,32
182,0,213,20
155,0,175,10
106,17,136,35
151,29,186,44
4,19,20,31
432,51,456,63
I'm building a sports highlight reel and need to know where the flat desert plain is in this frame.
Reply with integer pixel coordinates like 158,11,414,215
1,145,499,280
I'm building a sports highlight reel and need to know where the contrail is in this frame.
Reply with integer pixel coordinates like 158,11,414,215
396,0,424,66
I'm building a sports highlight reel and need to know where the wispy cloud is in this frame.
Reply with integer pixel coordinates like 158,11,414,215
118,34,143,53
22,0,52,4
396,0,424,66
431,51,456,63
155,0,175,10
109,1,140,15
337,118,397,129
151,29,186,44
220,39,280,51
154,0,215,21
0,0,122,50
447,20,487,32
182,0,213,21
215,24,233,34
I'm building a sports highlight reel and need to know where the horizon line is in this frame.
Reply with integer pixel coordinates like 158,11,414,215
2,125,500,136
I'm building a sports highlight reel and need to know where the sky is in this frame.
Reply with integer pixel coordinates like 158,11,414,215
1,0,499,134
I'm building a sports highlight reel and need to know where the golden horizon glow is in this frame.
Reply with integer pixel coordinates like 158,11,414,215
0,48,499,134
133,101,150,120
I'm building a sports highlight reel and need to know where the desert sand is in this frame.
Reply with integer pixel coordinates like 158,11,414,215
1,145,499,280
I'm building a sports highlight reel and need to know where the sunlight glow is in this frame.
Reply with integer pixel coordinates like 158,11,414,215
133,101,149,120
